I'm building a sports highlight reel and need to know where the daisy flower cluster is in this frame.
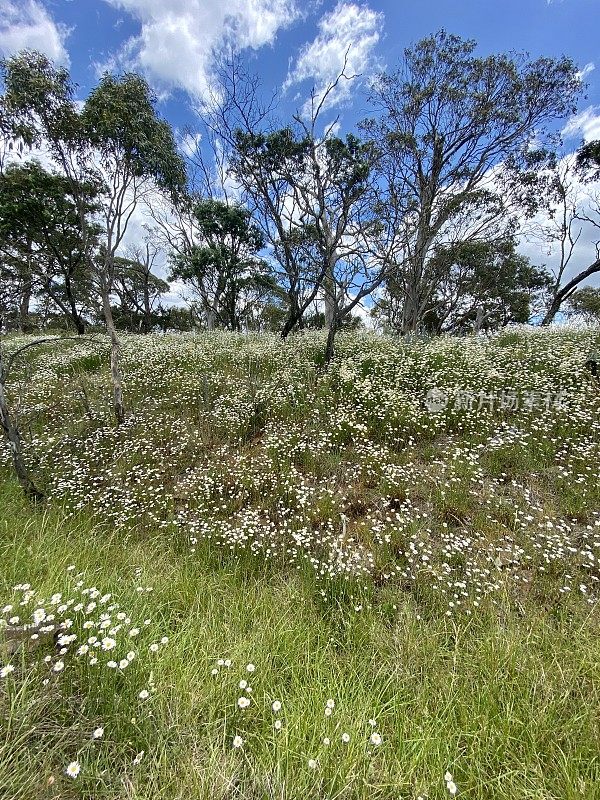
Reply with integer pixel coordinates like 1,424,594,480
0,566,168,781
1,326,599,621
210,657,386,772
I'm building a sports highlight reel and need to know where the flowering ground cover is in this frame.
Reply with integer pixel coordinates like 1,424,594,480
1,326,600,799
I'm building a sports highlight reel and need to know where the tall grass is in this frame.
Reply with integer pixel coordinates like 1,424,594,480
1,327,600,798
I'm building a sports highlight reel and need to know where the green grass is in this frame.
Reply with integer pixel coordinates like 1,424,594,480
1,327,600,799
1,480,599,799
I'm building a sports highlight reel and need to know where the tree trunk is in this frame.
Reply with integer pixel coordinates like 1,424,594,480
474,306,485,333
18,276,32,334
323,318,340,365
281,294,306,338
323,272,336,328
0,365,44,501
281,316,295,338
401,287,420,335
68,295,86,335
102,287,125,426
540,297,562,326
541,258,600,326
64,271,86,335
142,277,152,334
206,308,217,331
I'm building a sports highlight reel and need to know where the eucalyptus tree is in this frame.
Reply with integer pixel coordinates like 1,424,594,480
422,239,552,333
566,287,600,322
168,198,276,331
0,161,99,334
540,143,600,325
232,120,387,362
1,52,186,423
364,31,582,333
112,244,168,333
205,58,389,361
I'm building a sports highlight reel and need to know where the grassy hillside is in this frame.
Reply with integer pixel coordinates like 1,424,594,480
1,327,600,799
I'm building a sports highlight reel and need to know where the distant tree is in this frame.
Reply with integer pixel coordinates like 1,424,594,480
112,245,168,333
421,239,552,333
565,286,600,322
0,162,99,334
158,306,194,333
540,150,600,325
169,198,275,331
252,301,288,332
364,30,582,333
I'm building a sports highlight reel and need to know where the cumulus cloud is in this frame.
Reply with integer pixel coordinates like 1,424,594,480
101,0,300,102
283,1,384,116
562,106,600,144
0,0,71,65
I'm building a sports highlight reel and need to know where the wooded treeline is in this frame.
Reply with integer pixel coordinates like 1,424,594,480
2,31,600,361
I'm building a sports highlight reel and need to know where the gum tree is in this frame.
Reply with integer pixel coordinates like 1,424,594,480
540,141,600,325
364,31,582,333
81,72,186,421
168,198,274,331
206,58,389,362
0,161,99,334
1,53,186,423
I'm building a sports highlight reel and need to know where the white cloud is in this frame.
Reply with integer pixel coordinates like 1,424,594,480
101,0,300,101
178,131,202,158
283,2,384,116
0,0,71,66
577,62,595,82
562,106,600,144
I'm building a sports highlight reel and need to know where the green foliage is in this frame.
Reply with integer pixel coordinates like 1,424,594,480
576,139,600,181
0,50,80,153
364,29,582,333
0,161,99,332
111,256,170,333
170,198,276,331
567,287,600,322
82,73,186,200
0,52,188,338
423,238,552,332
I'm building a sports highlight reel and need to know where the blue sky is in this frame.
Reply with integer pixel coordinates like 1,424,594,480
1,0,599,299
2,0,599,144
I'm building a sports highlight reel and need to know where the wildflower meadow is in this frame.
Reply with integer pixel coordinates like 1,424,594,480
1,325,600,799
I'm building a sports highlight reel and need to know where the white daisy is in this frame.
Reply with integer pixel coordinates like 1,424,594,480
65,761,80,778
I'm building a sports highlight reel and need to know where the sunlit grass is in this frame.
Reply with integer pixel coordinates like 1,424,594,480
1,326,600,798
